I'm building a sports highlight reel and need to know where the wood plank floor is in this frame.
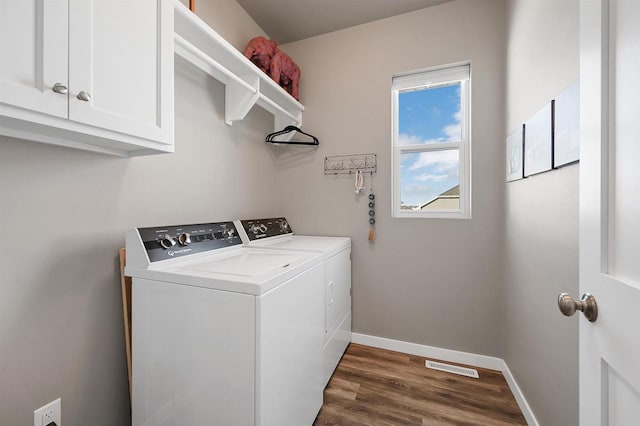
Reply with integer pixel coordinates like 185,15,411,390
314,344,527,426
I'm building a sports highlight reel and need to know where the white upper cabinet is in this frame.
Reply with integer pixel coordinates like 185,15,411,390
68,0,173,144
0,0,69,118
0,0,174,156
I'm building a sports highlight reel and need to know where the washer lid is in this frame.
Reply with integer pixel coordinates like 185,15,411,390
178,250,301,277
126,247,323,295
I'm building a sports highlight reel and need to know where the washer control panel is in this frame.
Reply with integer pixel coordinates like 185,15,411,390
139,221,242,262
240,217,293,241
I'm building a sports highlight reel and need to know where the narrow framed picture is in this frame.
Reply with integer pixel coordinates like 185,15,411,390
524,102,553,177
554,80,580,168
506,125,524,182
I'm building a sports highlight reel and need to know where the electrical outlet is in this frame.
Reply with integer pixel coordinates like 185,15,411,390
34,398,61,426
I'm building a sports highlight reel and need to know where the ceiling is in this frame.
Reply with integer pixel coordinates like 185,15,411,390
235,0,455,44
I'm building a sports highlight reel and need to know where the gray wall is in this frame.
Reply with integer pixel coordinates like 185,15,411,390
277,0,507,356
0,4,272,426
0,0,582,424
503,1,580,425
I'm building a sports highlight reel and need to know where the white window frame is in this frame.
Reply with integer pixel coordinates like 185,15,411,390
391,62,471,219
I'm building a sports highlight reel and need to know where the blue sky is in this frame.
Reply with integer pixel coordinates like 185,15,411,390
399,83,461,207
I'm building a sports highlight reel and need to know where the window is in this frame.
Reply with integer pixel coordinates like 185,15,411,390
391,63,471,219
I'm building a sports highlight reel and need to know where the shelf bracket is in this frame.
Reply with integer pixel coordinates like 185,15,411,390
225,75,259,125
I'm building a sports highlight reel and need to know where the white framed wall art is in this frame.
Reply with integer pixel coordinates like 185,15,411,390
524,102,553,177
506,125,524,182
553,80,580,167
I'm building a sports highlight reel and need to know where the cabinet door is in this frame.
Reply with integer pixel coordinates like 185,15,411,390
0,0,68,118
326,248,352,332
68,0,173,144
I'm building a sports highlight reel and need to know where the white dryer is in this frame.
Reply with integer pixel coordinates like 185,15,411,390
125,221,325,426
235,217,352,387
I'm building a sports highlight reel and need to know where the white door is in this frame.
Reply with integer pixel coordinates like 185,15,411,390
579,0,640,424
0,0,68,118
68,0,173,144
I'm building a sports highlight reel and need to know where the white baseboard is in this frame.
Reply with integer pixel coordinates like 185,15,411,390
351,333,540,426
351,333,504,370
499,359,539,426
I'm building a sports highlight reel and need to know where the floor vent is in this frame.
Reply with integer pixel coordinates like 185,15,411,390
425,360,479,379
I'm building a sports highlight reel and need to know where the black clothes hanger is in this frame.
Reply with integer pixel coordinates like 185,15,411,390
265,125,319,146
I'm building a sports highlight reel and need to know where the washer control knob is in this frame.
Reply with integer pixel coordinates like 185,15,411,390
159,234,176,249
279,220,289,232
250,224,261,234
258,224,268,233
178,232,191,246
223,228,236,239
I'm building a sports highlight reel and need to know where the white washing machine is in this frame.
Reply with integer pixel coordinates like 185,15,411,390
125,221,325,426
235,217,352,387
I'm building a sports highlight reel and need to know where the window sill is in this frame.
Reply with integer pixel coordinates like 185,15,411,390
392,211,472,220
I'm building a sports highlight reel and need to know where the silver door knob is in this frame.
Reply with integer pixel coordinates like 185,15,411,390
52,83,68,94
558,293,598,322
77,91,91,102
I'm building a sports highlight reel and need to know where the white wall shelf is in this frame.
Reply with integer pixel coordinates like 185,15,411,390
174,1,303,134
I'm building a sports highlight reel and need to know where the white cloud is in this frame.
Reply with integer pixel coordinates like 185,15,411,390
414,173,448,182
403,184,433,196
408,149,459,172
443,123,461,141
398,134,422,145
443,108,462,141
398,133,444,146
398,104,462,146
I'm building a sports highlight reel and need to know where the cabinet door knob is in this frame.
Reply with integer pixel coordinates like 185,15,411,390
77,91,91,102
52,83,68,94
